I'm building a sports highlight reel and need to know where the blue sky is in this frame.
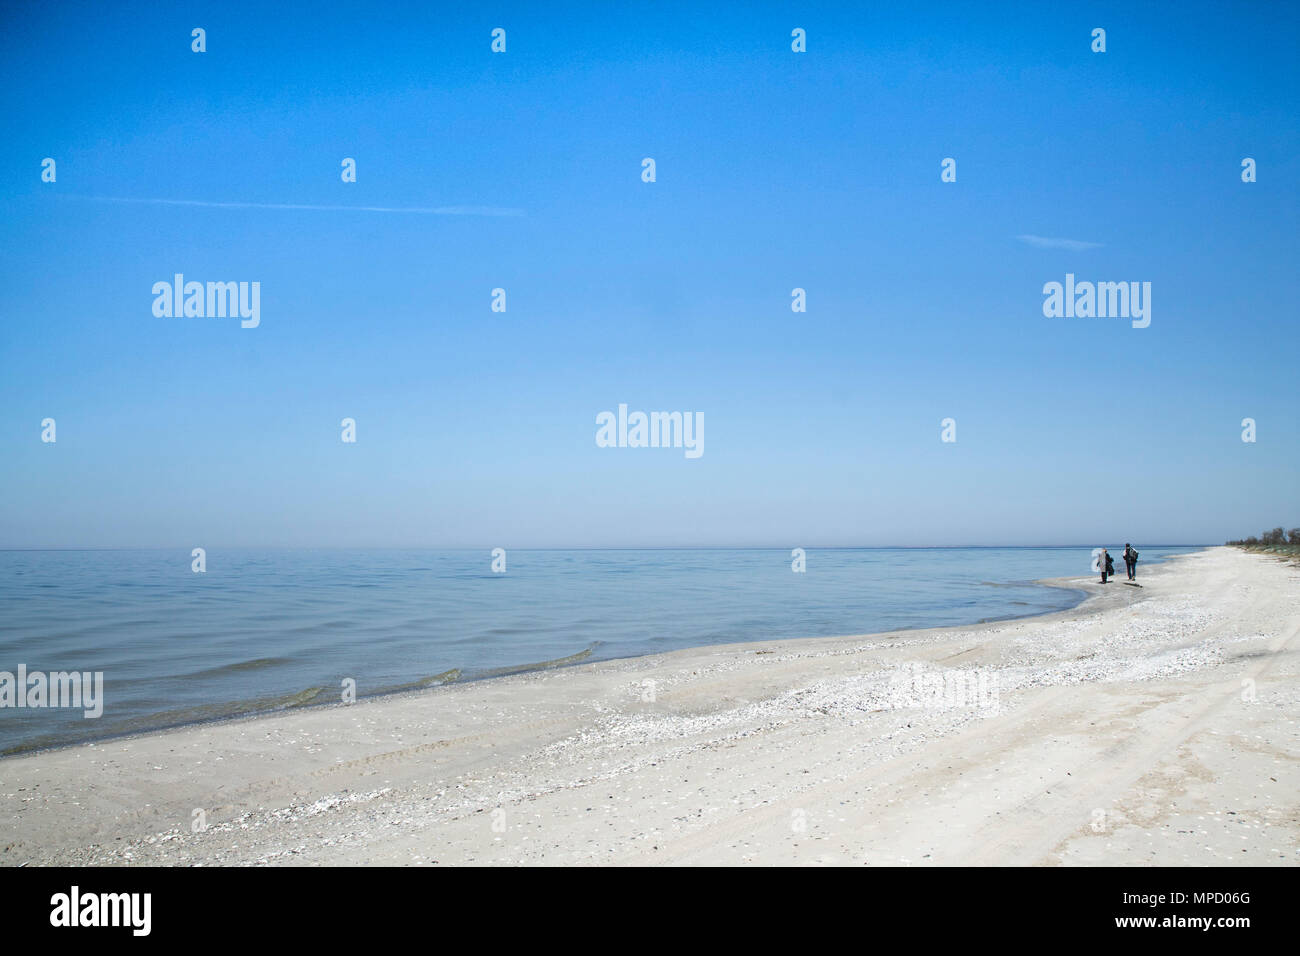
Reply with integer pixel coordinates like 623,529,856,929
1,0,1296,548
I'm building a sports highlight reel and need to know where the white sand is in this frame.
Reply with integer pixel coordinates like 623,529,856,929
2,546,1296,866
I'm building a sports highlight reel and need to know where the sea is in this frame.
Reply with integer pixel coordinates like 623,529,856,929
0,546,1201,754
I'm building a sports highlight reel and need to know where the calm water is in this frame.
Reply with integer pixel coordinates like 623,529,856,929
0,546,1200,754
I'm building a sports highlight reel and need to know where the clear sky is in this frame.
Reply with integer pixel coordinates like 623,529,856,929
1,1,1296,548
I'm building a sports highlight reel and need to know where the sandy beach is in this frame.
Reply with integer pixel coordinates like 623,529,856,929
2,546,1296,867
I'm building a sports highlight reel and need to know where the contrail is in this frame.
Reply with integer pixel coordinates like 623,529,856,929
62,195,524,217
1015,234,1103,251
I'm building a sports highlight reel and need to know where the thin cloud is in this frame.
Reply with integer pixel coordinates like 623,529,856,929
1016,234,1103,251
63,196,524,217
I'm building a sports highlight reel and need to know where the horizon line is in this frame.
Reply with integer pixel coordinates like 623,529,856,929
0,544,1217,552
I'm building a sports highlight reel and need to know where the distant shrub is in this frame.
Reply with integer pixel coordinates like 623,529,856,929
1227,527,1299,548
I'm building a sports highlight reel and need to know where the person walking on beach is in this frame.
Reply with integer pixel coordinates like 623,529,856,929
1099,547,1110,583
1124,543,1139,581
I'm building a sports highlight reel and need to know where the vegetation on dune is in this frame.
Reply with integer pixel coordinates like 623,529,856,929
1227,527,1300,562
1226,527,1300,546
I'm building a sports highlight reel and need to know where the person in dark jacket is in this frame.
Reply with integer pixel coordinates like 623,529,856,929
1099,547,1110,583
1104,550,1115,582
1124,544,1139,581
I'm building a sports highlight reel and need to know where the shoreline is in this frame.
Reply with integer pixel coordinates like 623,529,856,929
0,550,1173,760
4,545,1294,866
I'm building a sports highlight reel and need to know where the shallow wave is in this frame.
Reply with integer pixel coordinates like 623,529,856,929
181,656,294,679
